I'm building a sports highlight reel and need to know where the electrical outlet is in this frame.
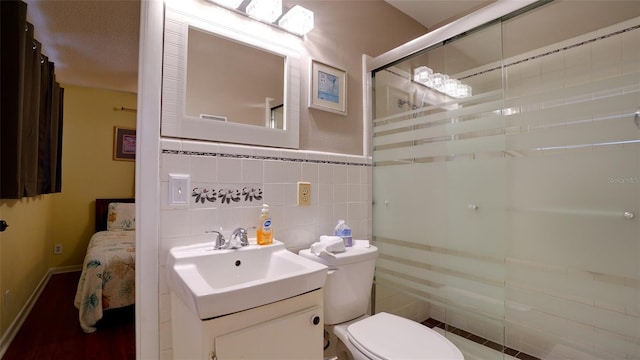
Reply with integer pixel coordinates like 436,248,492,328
297,182,311,206
53,243,62,255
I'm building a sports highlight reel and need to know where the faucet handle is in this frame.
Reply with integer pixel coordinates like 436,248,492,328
230,227,249,247
206,230,228,249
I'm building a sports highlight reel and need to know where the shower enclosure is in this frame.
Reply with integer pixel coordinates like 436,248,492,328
369,1,640,359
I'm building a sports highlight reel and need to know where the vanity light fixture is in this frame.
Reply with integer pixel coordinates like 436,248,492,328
210,0,244,9
245,0,282,23
207,0,314,37
413,66,472,99
278,5,314,36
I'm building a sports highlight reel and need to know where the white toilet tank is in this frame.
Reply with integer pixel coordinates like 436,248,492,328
299,245,378,325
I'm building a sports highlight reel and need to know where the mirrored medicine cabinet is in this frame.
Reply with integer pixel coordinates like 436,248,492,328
162,3,301,148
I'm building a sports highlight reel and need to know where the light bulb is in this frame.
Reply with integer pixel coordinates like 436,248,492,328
278,5,314,35
245,0,282,23
413,66,433,84
209,0,243,9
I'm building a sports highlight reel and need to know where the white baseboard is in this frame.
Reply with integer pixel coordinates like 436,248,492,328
50,265,82,275
0,265,82,357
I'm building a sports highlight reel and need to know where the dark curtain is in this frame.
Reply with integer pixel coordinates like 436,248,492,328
54,87,63,193
1,0,64,199
22,36,41,197
48,77,63,194
0,0,27,199
37,60,53,194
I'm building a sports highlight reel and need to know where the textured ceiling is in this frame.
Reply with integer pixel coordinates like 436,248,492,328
24,0,141,93
22,0,483,94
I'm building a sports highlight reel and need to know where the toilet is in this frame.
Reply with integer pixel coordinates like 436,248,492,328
299,244,464,360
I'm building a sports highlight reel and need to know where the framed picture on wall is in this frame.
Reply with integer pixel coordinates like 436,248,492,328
309,60,347,115
113,127,136,161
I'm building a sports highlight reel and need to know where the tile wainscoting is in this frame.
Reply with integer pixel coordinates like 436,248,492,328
157,138,372,358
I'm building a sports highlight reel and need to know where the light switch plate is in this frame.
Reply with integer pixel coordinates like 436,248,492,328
169,174,190,205
297,182,311,206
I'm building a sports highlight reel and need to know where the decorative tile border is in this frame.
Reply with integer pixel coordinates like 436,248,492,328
192,185,263,205
162,149,372,167
164,147,370,206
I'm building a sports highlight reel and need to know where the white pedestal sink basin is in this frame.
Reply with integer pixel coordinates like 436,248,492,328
167,240,328,319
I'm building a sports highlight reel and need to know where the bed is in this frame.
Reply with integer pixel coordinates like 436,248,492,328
74,198,135,333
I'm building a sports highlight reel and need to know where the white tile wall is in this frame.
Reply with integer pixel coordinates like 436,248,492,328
501,20,640,360
158,139,372,352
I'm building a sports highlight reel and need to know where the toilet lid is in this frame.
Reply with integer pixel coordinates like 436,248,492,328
347,312,464,360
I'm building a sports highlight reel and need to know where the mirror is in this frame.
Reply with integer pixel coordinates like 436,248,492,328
186,27,284,129
162,3,300,148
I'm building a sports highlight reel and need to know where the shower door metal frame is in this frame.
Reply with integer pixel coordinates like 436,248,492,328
366,1,538,73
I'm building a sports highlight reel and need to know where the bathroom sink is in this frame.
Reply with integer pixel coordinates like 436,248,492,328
167,240,328,319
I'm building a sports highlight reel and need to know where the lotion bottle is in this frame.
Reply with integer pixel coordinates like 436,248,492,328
333,219,353,247
257,204,273,245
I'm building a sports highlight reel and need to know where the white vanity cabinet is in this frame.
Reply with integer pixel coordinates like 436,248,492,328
171,289,324,360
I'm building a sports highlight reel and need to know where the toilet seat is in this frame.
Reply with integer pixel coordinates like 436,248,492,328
346,312,464,360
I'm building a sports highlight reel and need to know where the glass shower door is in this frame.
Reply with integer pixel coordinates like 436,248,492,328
371,17,508,359
371,1,640,359
501,3,640,358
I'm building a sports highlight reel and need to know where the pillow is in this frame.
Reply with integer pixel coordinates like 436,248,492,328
107,202,135,231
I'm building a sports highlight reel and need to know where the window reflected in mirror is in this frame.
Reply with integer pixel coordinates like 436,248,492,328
186,27,285,129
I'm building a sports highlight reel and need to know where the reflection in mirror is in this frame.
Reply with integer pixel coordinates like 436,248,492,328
186,27,285,129
270,104,284,129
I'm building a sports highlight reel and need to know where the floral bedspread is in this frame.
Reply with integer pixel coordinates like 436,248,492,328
74,230,135,333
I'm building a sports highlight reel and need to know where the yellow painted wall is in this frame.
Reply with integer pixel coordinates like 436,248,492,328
0,86,136,339
0,197,52,334
50,86,137,268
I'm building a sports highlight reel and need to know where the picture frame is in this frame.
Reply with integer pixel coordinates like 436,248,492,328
309,60,347,115
113,127,136,161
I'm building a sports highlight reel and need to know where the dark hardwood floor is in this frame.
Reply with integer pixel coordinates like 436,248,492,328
2,271,135,360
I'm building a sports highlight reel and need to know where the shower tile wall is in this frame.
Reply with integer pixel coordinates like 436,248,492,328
157,138,372,358
503,18,640,360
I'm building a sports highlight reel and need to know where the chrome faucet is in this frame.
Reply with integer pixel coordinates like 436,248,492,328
207,227,248,250
229,227,249,249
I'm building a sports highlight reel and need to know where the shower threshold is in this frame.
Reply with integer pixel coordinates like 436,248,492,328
422,318,540,360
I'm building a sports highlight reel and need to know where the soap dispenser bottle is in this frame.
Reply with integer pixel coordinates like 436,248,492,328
257,204,273,245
